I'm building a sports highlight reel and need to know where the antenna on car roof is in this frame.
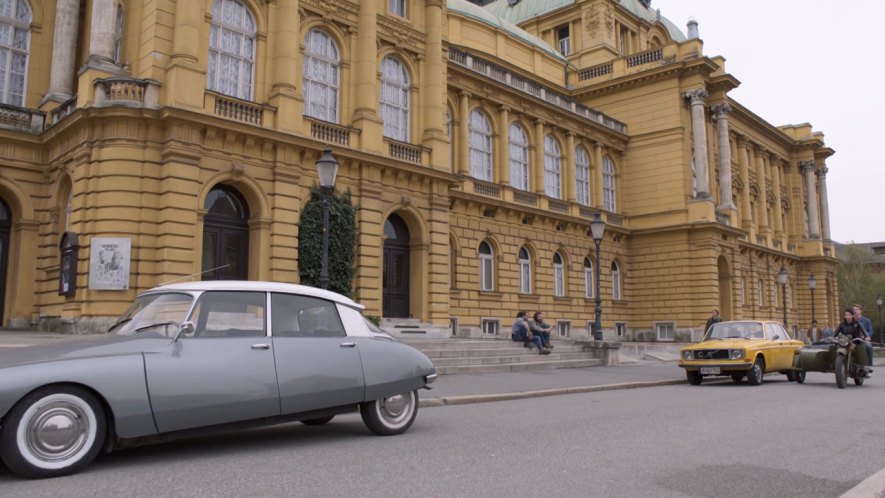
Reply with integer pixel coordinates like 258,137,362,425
158,264,231,286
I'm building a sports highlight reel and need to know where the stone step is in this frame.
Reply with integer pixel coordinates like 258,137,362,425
403,338,576,350
425,345,586,359
431,351,598,367
435,358,604,375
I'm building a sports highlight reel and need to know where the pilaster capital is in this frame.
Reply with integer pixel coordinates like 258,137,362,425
425,0,446,7
816,166,829,178
498,104,511,114
534,118,546,127
710,103,732,119
800,160,817,174
458,90,471,99
684,88,708,105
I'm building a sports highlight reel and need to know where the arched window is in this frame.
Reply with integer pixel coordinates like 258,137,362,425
380,56,410,142
757,278,764,307
518,247,531,294
113,4,124,65
575,146,591,206
478,241,494,291
553,252,565,297
64,189,73,232
0,0,31,106
603,155,617,212
509,124,529,191
207,0,256,101
583,257,594,298
544,135,562,199
303,28,340,122
611,261,621,300
469,110,493,181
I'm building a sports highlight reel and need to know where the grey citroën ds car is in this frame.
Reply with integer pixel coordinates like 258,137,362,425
0,281,437,478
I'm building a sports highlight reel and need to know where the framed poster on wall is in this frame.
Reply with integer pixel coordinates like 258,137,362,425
89,238,131,290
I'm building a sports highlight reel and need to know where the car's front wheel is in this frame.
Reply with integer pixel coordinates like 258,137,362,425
686,371,703,385
360,390,418,436
795,370,806,384
730,373,744,383
746,357,765,385
785,370,797,382
0,386,106,479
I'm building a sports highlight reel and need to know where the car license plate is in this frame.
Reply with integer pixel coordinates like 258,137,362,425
700,367,720,375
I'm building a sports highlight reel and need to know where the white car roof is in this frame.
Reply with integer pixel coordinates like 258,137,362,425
147,280,364,311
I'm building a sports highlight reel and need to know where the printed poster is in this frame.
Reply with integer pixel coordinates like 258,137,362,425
89,238,131,290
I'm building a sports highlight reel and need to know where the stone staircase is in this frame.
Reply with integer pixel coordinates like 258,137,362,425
380,318,452,339
401,337,604,375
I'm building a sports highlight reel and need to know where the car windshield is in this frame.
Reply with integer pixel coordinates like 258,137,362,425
706,322,765,340
108,292,194,336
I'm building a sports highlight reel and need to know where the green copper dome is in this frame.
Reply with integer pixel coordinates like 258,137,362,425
447,0,566,61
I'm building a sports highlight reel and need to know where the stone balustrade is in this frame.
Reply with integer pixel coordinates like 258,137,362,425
0,103,45,132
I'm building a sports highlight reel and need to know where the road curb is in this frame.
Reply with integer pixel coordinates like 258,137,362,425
419,379,686,408
840,466,885,498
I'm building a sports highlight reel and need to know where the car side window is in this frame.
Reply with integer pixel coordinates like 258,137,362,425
186,291,267,338
764,323,780,340
271,293,346,338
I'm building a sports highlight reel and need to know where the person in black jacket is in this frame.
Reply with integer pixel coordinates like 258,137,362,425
704,309,722,335
835,308,873,375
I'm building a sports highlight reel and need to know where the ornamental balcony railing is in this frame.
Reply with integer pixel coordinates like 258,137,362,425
0,102,45,132
386,139,423,164
206,92,264,126
576,41,693,85
473,180,501,198
309,119,351,146
94,77,161,108
513,190,538,207
50,95,77,125
448,47,626,134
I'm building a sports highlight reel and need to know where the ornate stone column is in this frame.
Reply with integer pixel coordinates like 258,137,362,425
167,0,205,109
534,119,545,195
754,146,769,236
352,0,383,148
457,91,470,176
497,106,510,185
711,103,735,211
565,131,576,202
685,88,711,199
817,166,831,240
737,137,753,235
268,0,302,133
45,0,81,102
593,143,605,210
801,160,821,239
86,0,118,69
423,0,447,169
771,155,784,238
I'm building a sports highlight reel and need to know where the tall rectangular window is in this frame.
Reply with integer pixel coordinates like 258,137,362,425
656,322,675,341
557,25,570,56
557,321,571,337
389,0,406,17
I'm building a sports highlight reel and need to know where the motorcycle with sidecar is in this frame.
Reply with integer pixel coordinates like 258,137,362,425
792,334,872,388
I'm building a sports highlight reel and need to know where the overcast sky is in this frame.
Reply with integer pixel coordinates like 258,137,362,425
656,0,883,244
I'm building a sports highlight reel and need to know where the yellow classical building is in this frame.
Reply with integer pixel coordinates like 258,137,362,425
0,0,840,339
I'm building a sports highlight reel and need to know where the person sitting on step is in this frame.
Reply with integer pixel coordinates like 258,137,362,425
511,311,548,354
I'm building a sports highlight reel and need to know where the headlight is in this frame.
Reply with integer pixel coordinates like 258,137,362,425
729,349,745,360
682,351,693,360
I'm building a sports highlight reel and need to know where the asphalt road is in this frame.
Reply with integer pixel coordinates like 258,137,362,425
1,371,882,497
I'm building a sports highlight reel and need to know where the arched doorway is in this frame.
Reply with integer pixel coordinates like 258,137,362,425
202,185,250,280
383,213,410,318
0,198,10,324
718,256,733,320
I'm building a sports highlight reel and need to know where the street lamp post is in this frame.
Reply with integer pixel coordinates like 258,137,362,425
877,293,883,346
808,273,817,325
590,213,606,341
777,265,788,326
316,146,339,290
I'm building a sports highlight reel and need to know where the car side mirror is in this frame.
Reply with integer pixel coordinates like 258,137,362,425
772,335,780,341
174,321,195,342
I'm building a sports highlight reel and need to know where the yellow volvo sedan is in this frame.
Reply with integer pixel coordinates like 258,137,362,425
679,320,804,385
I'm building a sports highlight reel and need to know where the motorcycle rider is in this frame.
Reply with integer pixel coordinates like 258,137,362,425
836,308,873,376
852,304,875,378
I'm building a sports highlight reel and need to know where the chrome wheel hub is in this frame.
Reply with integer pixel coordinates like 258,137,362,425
26,401,90,463
379,394,410,423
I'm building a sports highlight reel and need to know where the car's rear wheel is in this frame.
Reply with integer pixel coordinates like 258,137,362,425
300,416,334,426
795,370,806,384
746,357,765,385
730,373,743,383
686,371,703,385
785,370,797,382
0,386,106,479
854,373,864,386
360,390,418,436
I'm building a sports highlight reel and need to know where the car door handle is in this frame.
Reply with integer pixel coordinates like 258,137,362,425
251,343,271,350
340,342,356,348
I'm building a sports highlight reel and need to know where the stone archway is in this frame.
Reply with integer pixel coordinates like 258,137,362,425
718,256,733,320
202,185,250,280
0,198,10,324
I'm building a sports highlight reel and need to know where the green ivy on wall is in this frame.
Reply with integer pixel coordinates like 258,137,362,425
297,186,356,297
